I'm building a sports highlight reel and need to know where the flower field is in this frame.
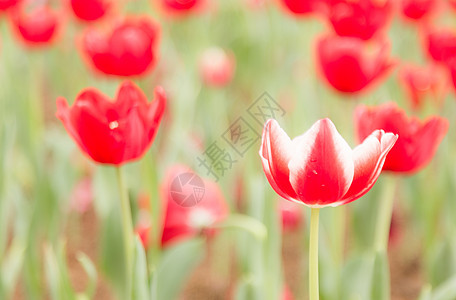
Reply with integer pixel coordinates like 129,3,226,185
1,0,456,299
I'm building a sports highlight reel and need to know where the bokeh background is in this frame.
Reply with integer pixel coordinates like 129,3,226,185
1,0,456,299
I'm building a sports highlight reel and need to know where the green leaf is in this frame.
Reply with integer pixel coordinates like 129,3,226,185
371,250,390,300
341,253,374,300
418,284,432,300
44,243,76,300
432,275,456,300
215,213,267,241
1,238,25,298
132,237,150,300
76,252,97,299
156,238,205,300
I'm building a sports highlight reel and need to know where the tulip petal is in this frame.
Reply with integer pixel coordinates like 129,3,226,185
288,118,354,206
338,130,398,206
56,97,86,153
259,120,297,200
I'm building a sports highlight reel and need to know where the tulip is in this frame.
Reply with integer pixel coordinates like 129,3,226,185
199,47,235,88
0,0,19,11
9,3,59,46
135,210,152,248
260,118,397,300
260,118,397,207
282,285,294,300
69,177,93,213
279,198,303,232
80,17,160,77
316,34,394,94
326,0,392,40
355,102,449,174
56,80,166,166
160,165,228,248
70,0,111,22
425,28,456,65
278,0,328,17
154,0,205,17
401,0,437,21
398,64,448,110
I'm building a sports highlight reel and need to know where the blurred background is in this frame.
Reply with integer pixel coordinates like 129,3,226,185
1,0,456,299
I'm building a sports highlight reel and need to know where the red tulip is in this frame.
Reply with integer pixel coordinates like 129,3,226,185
70,0,111,22
282,285,295,300
279,198,303,231
425,28,456,65
449,0,456,11
69,177,93,213
260,118,398,207
398,64,447,110
326,0,392,40
136,210,152,248
199,47,235,87
278,0,328,16
160,165,228,248
155,0,206,17
0,0,19,11
401,0,437,21
80,17,160,77
56,81,166,166
9,3,59,46
355,102,449,173
316,34,394,94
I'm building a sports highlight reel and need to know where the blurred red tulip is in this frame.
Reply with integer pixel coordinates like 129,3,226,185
160,165,229,248
56,81,166,166
70,0,111,22
80,17,160,77
425,28,456,65
9,3,59,46
449,0,456,10
398,64,447,110
260,119,397,207
279,198,303,231
278,0,328,16
326,0,392,40
401,0,437,21
355,102,449,174
199,47,235,87
0,0,19,11
389,209,402,247
69,177,93,213
316,34,394,94
136,210,152,248
282,285,294,300
155,0,206,17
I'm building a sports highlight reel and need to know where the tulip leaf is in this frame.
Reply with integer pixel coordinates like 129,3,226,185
215,213,267,241
371,250,390,300
418,284,432,300
341,253,374,300
156,238,205,300
1,237,25,299
44,243,76,300
132,237,150,300
76,252,97,299
432,275,456,300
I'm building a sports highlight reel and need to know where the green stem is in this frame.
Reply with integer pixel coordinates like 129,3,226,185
309,207,320,300
374,175,397,252
116,167,134,298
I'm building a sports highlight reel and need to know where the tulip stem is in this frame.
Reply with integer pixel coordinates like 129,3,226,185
309,207,320,300
374,175,397,252
116,167,134,297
